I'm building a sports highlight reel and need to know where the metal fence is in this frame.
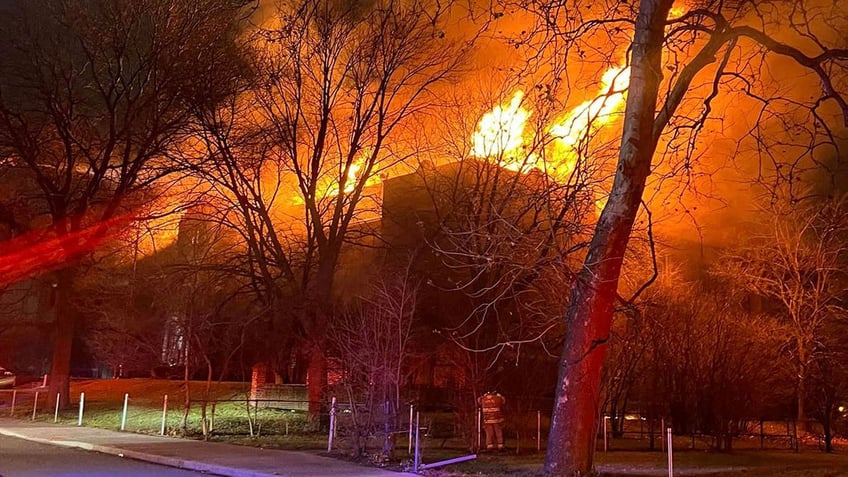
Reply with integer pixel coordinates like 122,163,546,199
0,389,840,456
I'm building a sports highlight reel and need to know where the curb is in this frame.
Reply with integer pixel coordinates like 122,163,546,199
0,427,281,477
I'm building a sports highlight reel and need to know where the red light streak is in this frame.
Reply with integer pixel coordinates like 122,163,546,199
0,214,134,286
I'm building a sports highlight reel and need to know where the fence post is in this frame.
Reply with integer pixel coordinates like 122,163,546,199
604,416,610,452
54,393,60,423
120,393,129,431
476,407,482,451
537,411,541,452
667,427,673,477
10,389,16,416
42,374,47,387
327,397,336,452
408,404,414,455
160,394,168,435
31,391,39,421
414,411,421,473
77,392,85,426
246,398,254,437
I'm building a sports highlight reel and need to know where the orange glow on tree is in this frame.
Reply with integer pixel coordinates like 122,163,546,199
132,209,185,256
292,152,383,205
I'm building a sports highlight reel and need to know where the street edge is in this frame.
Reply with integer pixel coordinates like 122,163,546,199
0,427,282,477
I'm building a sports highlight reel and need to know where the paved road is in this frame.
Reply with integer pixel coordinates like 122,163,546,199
0,434,209,477
0,417,415,477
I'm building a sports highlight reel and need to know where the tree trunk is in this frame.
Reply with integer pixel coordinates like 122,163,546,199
796,355,806,452
823,408,833,453
618,396,629,437
48,268,76,410
307,344,327,428
543,0,672,474
648,416,655,451
797,368,806,428
305,255,336,425
724,421,733,451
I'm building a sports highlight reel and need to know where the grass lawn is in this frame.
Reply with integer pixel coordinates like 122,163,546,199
5,379,848,476
9,378,315,438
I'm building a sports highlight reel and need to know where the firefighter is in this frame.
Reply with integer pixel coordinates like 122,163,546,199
478,390,506,451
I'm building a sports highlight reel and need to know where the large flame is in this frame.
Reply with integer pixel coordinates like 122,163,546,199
470,91,532,160
549,66,629,149
471,65,630,182
668,5,687,19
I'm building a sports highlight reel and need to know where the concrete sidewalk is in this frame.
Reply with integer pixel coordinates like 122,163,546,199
0,418,416,477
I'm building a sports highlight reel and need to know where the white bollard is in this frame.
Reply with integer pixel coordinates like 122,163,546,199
604,416,610,452
10,389,16,416
537,411,542,452
667,427,674,477
414,411,421,472
77,392,85,426
408,404,414,454
31,391,39,421
42,374,48,387
327,397,336,452
160,394,168,436
120,393,129,431
54,393,60,423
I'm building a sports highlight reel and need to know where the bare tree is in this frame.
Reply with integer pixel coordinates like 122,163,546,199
187,0,472,419
411,81,620,392
487,0,848,473
329,260,419,458
0,0,250,407
72,202,189,378
807,319,848,452
634,272,789,449
718,195,848,447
